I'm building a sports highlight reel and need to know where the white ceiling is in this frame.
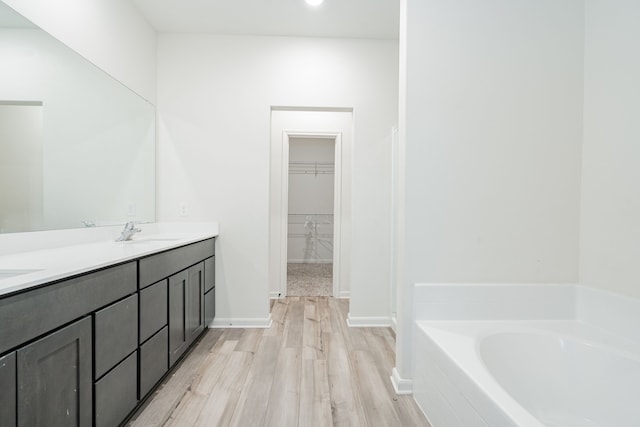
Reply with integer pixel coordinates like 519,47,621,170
132,0,399,40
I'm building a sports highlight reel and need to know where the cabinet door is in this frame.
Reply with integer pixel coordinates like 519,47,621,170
204,256,215,293
168,269,189,367
17,317,92,427
187,262,205,343
205,288,215,327
0,352,16,426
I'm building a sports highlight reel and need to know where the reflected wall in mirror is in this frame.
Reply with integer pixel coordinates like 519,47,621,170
0,1,155,233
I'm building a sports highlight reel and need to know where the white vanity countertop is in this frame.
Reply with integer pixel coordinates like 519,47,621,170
0,222,219,297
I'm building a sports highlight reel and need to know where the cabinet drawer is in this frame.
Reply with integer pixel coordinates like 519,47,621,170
205,288,215,327
204,256,215,293
139,239,215,289
95,351,138,427
140,280,168,343
140,326,168,398
0,352,16,426
0,261,136,355
95,294,138,379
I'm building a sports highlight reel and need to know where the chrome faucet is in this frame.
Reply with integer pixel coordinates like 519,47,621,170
115,221,141,242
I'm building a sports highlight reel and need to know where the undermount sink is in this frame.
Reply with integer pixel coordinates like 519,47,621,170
0,269,42,280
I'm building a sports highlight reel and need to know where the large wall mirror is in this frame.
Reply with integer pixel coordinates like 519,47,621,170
0,1,155,233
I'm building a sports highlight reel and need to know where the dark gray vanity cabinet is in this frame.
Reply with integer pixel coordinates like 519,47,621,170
168,262,205,367
0,352,16,426
17,316,92,427
0,237,216,427
204,256,215,326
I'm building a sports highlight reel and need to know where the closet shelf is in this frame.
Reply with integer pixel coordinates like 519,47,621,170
289,161,335,175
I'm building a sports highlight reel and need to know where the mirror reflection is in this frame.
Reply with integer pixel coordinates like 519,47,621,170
0,1,155,233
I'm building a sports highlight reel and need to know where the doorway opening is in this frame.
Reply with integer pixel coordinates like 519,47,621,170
286,137,335,296
269,108,352,301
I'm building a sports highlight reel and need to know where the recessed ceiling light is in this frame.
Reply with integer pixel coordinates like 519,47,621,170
305,0,324,6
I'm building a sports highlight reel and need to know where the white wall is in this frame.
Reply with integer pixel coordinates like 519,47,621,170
580,0,640,298
1,0,156,103
396,0,585,383
157,35,398,325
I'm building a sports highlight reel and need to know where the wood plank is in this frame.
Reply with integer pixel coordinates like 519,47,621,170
324,331,367,427
299,359,333,427
364,331,397,384
228,335,282,427
350,350,403,426
234,328,262,353
193,351,253,425
265,298,288,337
264,347,301,426
303,298,324,360
329,298,345,337
284,297,304,348
317,295,333,333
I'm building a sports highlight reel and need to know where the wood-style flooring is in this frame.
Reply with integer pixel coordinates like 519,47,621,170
129,297,430,427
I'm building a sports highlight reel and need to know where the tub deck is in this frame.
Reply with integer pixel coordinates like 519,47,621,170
414,319,640,427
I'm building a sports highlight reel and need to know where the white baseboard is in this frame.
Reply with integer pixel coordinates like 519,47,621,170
346,312,391,327
338,290,350,299
390,315,397,333
390,367,413,395
210,314,272,329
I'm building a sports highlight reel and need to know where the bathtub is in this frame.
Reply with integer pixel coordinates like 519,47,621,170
414,320,640,426
411,284,640,427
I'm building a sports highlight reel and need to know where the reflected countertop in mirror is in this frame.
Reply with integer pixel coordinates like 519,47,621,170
0,1,156,234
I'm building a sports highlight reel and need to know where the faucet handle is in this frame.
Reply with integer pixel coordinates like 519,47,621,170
115,221,142,241
129,222,142,232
